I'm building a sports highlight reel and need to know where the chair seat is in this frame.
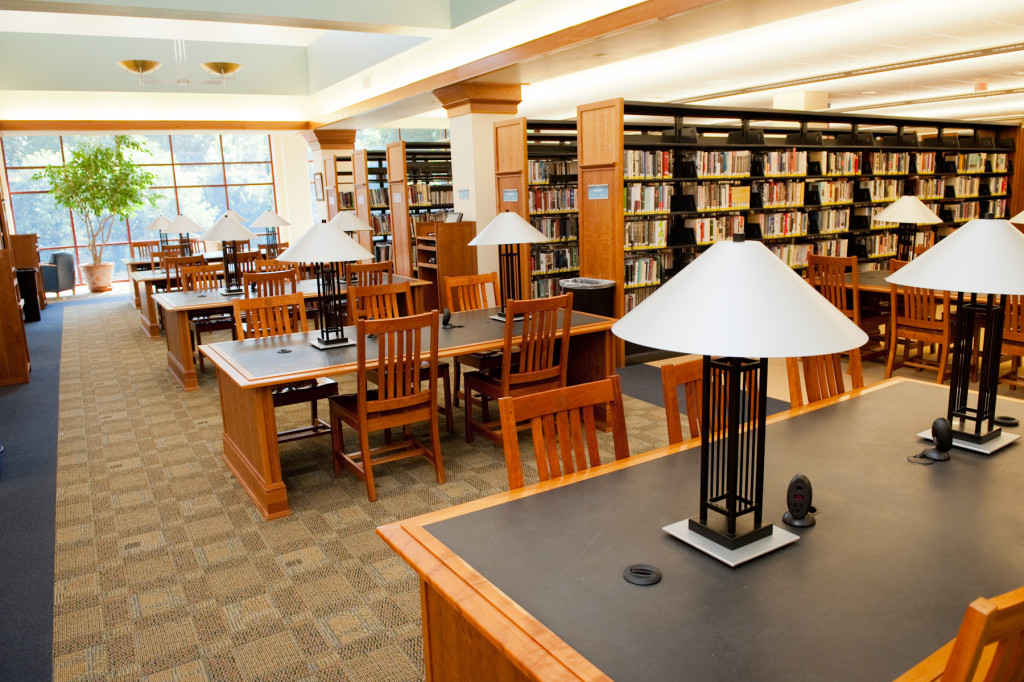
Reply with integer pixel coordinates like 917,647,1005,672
272,377,338,442
366,361,454,433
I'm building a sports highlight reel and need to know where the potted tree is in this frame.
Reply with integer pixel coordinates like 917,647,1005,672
35,135,159,292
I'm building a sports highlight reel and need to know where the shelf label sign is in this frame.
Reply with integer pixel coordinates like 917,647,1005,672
588,184,609,200
502,188,519,203
393,192,403,204
357,195,365,205
458,189,470,201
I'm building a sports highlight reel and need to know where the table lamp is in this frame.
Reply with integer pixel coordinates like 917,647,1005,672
886,217,1024,454
871,195,942,260
198,215,257,296
612,234,867,566
468,211,547,321
328,212,375,278
165,214,203,256
250,210,289,258
221,209,246,223
145,215,173,251
277,221,375,349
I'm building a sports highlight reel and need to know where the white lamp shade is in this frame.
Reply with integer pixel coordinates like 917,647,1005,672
886,218,1024,295
469,211,548,246
277,221,374,263
167,215,205,235
198,215,257,242
612,239,867,358
249,210,290,228
145,215,172,233
1010,210,1024,225
328,212,373,232
872,195,942,224
221,209,247,224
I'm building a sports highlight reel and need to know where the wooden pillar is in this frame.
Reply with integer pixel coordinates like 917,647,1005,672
434,82,522,278
301,129,357,223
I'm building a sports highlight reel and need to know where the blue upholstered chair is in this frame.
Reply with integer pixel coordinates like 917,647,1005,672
40,252,76,298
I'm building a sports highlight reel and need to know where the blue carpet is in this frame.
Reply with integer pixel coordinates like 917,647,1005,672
616,363,791,416
0,302,65,680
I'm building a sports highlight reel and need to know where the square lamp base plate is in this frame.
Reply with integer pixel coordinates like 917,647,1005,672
310,337,356,350
489,314,524,323
916,429,1019,455
663,521,799,567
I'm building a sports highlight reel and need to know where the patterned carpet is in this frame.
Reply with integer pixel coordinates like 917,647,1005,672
52,301,673,681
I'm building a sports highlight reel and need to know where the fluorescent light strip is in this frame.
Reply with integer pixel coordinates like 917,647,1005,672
828,86,1024,113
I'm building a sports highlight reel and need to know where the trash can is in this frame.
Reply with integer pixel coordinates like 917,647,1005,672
16,268,41,322
559,277,616,317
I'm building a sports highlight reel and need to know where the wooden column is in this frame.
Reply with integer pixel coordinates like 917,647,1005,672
434,82,522,281
301,129,357,222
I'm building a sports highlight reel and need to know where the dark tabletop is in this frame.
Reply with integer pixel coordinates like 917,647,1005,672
426,380,1024,682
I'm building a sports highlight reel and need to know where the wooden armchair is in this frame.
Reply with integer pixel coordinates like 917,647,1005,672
349,260,393,287
807,254,887,361
444,272,503,407
464,293,573,445
329,311,445,501
786,349,864,408
498,375,629,490
232,293,338,443
349,282,454,433
163,254,204,292
885,259,952,383
181,263,232,371
243,269,299,298
660,356,704,445
130,240,159,260
895,584,1024,682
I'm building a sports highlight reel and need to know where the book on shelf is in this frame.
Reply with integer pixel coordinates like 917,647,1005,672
945,176,980,198
748,211,808,239
767,243,812,269
623,149,673,179
533,215,578,241
860,178,904,203
529,159,579,184
910,177,944,200
806,179,854,205
812,238,849,258
752,180,804,208
680,182,750,212
867,151,910,175
625,183,674,213
532,245,579,274
684,215,745,244
808,208,851,234
624,219,668,249
809,150,860,176
680,150,751,178
759,149,807,177
529,186,577,213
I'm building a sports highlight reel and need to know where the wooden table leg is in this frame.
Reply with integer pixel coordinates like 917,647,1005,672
138,281,162,338
215,371,290,519
129,269,142,308
567,328,614,430
163,309,199,391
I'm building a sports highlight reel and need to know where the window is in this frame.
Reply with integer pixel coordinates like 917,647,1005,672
1,133,276,281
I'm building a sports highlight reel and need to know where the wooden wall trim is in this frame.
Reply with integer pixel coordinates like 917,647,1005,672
0,120,311,134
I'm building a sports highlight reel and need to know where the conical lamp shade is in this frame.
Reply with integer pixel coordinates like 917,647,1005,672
469,211,548,246
872,195,942,224
167,215,205,236
328,212,373,232
221,209,247,224
886,218,1024,295
199,215,257,242
146,215,173,233
612,239,867,358
250,210,290,228
1009,210,1024,224
277,222,374,263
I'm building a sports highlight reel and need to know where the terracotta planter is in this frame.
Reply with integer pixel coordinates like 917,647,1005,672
80,262,114,293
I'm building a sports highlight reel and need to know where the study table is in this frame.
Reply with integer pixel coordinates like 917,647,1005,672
153,275,428,391
123,251,226,310
378,378,1024,681
200,307,616,520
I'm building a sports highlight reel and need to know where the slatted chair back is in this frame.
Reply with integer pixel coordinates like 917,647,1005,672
189,239,206,254
131,241,159,259
999,295,1024,389
498,375,629,490
359,312,437,416
164,255,205,290
349,281,412,323
445,272,499,312
150,249,177,271
233,292,308,339
258,241,289,258
500,294,573,395
786,349,864,408
896,584,1024,682
660,356,704,445
243,269,299,298
180,263,223,293
350,260,393,287
807,254,859,324
236,250,262,274
886,259,952,383
255,258,297,273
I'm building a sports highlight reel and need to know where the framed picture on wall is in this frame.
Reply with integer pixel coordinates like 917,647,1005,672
313,173,325,201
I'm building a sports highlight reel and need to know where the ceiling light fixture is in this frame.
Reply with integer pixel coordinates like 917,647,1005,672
117,59,162,85
201,61,243,85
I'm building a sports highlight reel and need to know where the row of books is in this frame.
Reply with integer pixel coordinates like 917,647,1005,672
946,176,981,198
856,231,899,259
814,208,851,234
624,149,673,179
374,242,392,261
685,215,745,244
681,150,752,178
624,219,669,249
532,246,579,274
987,176,1009,194
768,243,812,268
530,186,577,213
750,211,809,238
409,182,452,205
681,182,751,211
752,180,805,208
624,255,662,287
807,180,855,205
532,215,579,241
760,149,807,177
813,238,849,258
625,183,674,214
861,178,904,202
624,286,656,314
411,210,450,225
909,177,945,200
367,213,391,235
369,188,389,207
866,151,911,175
945,152,1009,174
529,159,578,184
946,201,981,222
338,191,355,210
532,276,573,298
809,150,860,176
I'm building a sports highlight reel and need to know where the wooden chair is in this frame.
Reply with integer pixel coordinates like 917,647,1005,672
464,293,574,445
149,249,176,275
895,583,1024,682
444,272,503,407
807,253,887,361
243,269,299,298
181,264,232,372
660,356,704,445
255,258,297,273
163,254,204,292
349,282,454,433
498,375,629,490
886,259,952,384
232,293,338,444
131,240,159,259
349,260,393,287
1000,294,1024,389
786,349,864,408
235,250,262,275
328,311,445,501
258,241,288,258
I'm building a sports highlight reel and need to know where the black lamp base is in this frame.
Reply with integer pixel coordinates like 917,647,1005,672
687,516,774,552
219,287,245,297
664,519,798,567
310,335,355,350
489,312,524,322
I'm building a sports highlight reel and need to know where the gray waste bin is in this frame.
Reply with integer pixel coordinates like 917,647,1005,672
559,277,615,317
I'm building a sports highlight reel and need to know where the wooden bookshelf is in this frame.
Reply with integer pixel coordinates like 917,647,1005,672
0,249,30,386
577,99,1019,362
352,149,391,259
386,140,453,278
413,221,477,311
8,233,45,311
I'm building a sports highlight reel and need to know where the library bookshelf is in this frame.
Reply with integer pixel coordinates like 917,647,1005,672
352,149,392,260
386,141,454,278
413,221,478,311
576,98,1020,360
494,118,580,300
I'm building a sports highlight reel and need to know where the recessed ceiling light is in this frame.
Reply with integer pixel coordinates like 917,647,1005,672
862,90,877,95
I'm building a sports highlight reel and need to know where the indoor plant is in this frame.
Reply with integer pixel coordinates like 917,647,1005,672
35,135,159,292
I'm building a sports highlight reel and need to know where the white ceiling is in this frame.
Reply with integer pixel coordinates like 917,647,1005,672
1,0,1023,131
